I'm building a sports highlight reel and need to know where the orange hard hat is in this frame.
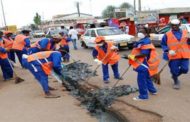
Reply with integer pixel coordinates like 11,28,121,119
95,36,105,43
4,31,13,35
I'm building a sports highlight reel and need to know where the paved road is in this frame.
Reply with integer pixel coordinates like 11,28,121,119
0,40,190,122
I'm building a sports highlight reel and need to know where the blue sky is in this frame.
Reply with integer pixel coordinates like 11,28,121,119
0,0,190,27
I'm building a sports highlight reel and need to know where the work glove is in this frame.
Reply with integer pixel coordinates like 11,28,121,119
22,54,29,59
110,46,118,51
94,59,102,65
169,50,176,56
128,54,136,61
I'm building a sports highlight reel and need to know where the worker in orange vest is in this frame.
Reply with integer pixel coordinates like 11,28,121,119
12,30,31,67
127,25,160,101
0,31,13,80
22,51,63,98
92,36,122,84
161,19,190,89
3,31,15,62
57,32,72,62
28,35,61,54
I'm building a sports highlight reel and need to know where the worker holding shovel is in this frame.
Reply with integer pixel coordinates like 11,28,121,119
126,25,160,101
92,36,122,85
0,31,13,81
22,51,63,98
161,19,190,90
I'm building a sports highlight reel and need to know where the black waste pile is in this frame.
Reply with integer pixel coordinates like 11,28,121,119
81,85,138,113
61,61,96,91
60,61,138,113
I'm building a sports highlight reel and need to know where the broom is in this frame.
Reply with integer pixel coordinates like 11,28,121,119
7,59,24,84
151,61,169,85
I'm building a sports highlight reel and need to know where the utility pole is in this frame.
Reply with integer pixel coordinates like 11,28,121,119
0,0,7,29
134,0,136,15
76,2,80,17
138,0,141,11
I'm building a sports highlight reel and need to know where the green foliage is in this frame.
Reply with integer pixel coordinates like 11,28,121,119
102,5,116,18
33,13,41,25
102,2,134,18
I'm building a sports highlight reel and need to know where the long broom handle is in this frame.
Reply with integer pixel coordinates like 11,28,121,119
112,65,131,88
158,61,169,74
7,58,18,77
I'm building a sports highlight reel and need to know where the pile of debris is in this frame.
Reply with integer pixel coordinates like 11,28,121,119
60,61,138,113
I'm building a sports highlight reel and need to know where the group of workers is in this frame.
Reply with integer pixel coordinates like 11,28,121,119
0,29,72,98
92,18,190,101
0,18,190,101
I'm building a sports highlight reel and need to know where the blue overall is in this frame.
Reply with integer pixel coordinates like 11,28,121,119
161,30,189,79
61,37,71,60
28,38,55,54
0,38,13,80
22,52,62,93
92,43,120,82
15,37,30,67
134,37,157,99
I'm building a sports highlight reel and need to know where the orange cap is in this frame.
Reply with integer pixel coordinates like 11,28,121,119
4,31,13,35
95,36,105,43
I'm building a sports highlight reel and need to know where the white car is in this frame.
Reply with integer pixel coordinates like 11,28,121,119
33,30,45,38
80,27,135,49
150,24,190,46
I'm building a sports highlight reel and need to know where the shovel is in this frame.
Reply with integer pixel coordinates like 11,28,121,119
151,61,169,85
112,65,131,88
7,59,24,84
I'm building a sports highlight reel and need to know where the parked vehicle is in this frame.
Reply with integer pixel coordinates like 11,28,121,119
45,29,61,38
80,27,135,49
150,24,190,46
33,30,45,38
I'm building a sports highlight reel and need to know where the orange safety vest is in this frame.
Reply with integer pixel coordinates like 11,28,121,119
166,30,190,60
27,51,55,75
12,34,27,51
59,38,68,46
3,37,14,49
129,43,160,76
0,40,8,59
95,42,120,65
31,39,51,50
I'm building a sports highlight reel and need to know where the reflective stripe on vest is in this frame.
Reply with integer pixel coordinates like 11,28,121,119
27,51,54,75
129,43,160,76
3,37,14,49
0,41,8,59
12,34,27,51
95,42,120,65
166,31,190,60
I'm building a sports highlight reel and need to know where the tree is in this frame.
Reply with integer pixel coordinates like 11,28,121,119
116,2,134,18
120,2,133,9
102,2,134,18
30,24,38,31
33,13,41,25
102,5,116,18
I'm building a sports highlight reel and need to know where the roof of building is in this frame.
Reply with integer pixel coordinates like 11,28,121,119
159,7,190,14
53,13,92,19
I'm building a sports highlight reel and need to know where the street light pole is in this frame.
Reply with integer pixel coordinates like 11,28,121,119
134,0,136,15
138,0,141,11
0,0,7,29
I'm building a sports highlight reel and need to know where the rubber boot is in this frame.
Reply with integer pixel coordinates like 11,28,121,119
172,76,180,90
